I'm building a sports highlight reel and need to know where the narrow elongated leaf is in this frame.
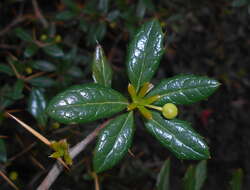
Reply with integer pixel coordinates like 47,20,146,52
43,45,64,58
144,111,210,160
183,160,207,190
24,44,38,58
157,158,171,190
148,74,220,106
0,64,13,76
195,160,207,190
28,77,56,88
32,60,56,72
0,139,7,163
230,169,243,190
126,19,164,92
28,88,47,126
183,165,196,190
92,45,112,87
93,112,134,173
47,83,128,124
14,27,33,42
55,10,76,21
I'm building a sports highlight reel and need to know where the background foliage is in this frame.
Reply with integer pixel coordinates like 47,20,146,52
0,0,249,189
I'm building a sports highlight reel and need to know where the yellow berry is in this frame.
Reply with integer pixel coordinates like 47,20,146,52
40,34,48,41
52,122,60,129
9,171,18,181
25,67,33,74
162,103,178,119
54,35,62,43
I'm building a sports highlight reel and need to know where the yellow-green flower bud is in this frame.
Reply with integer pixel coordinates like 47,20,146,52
162,103,178,119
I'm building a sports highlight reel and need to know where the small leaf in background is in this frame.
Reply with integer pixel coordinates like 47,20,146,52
230,168,243,190
28,88,48,126
0,64,14,76
32,60,56,72
43,44,64,58
183,165,196,190
136,0,146,19
157,158,171,190
0,85,14,110
144,111,210,160
98,0,109,14
148,74,220,106
55,10,76,21
195,160,207,190
231,0,248,7
28,77,56,88
126,19,164,92
93,112,134,173
107,10,120,21
183,160,207,190
62,0,79,12
24,44,39,58
11,79,24,100
0,139,7,163
92,45,112,87
86,22,107,46
67,66,84,78
14,27,33,42
46,83,128,124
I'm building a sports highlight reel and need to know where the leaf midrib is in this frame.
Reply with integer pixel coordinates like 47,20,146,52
136,22,154,92
159,83,219,99
55,101,128,108
101,112,132,170
150,118,204,157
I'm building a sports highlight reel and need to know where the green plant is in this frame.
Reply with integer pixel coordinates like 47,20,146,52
156,159,244,190
46,19,220,173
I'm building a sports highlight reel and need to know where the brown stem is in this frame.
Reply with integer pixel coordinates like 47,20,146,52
37,120,109,190
0,170,19,190
32,0,49,28
0,16,26,36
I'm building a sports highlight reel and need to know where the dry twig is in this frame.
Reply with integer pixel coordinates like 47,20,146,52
0,170,19,190
32,0,49,28
37,120,109,190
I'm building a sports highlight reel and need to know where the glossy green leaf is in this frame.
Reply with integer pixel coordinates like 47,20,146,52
195,160,207,190
92,45,112,87
126,19,164,92
24,44,39,58
14,27,33,42
148,74,220,106
28,88,48,126
32,60,56,72
157,158,171,190
183,165,196,190
93,112,134,173
47,83,128,124
144,111,210,160
230,169,243,190
43,44,64,58
28,77,56,88
0,139,7,163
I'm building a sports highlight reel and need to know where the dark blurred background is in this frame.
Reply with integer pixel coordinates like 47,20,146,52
0,0,249,189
